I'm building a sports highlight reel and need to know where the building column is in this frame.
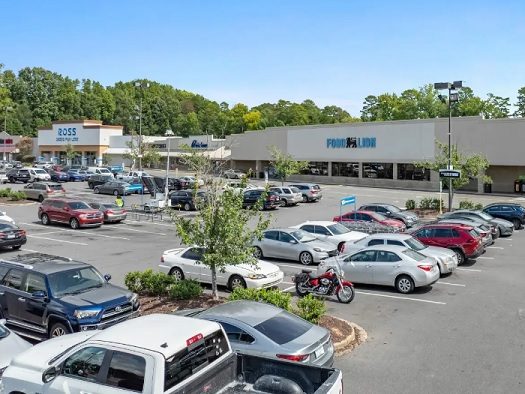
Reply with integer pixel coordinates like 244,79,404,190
327,162,332,177
358,162,363,178
477,170,485,193
392,163,398,180
81,151,86,166
255,160,262,179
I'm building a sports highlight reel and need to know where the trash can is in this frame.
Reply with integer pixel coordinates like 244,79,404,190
515,180,521,193
484,183,492,193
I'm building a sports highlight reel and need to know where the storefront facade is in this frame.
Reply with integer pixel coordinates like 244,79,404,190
229,116,525,193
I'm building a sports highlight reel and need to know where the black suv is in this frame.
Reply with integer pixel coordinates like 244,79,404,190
242,189,280,210
170,190,208,211
87,174,113,189
483,203,525,229
0,253,139,340
6,168,30,183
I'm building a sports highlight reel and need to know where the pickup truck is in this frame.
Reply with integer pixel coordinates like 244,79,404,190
117,170,150,182
0,314,343,394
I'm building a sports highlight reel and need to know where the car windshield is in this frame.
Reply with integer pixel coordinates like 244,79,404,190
290,229,317,242
48,267,105,297
254,311,312,345
403,248,427,261
67,201,91,210
34,169,47,174
98,168,111,174
405,237,427,251
49,184,63,191
385,204,401,212
102,203,119,209
327,223,350,235
369,212,388,221
0,324,9,338
477,211,494,220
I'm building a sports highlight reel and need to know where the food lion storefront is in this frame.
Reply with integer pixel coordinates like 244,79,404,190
37,120,124,166
229,116,525,193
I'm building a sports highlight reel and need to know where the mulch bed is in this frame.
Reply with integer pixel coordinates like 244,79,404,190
138,295,358,351
0,197,33,205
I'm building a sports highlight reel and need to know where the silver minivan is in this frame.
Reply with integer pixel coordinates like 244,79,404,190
269,186,302,206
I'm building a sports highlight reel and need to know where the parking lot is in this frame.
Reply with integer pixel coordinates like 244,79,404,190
1,178,524,393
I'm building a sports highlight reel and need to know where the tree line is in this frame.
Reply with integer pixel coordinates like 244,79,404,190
1,64,523,137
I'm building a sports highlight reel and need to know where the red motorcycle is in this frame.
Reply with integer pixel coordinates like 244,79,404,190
293,262,355,304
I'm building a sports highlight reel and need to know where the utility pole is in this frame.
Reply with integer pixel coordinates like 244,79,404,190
134,81,150,171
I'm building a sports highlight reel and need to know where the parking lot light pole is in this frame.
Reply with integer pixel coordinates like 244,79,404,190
164,129,174,203
134,81,150,171
434,81,462,211
3,106,12,161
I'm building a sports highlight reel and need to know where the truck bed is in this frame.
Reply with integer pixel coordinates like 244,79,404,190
175,353,341,394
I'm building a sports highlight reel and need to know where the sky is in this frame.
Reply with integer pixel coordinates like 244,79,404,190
1,0,524,116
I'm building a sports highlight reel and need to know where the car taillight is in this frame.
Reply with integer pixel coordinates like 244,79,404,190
311,190,318,194
160,255,164,263
61,187,65,192
18,230,26,236
0,233,6,239
122,209,127,214
276,354,309,362
107,210,114,214
417,264,433,272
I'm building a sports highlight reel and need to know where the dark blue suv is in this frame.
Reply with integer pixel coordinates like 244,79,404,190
0,253,139,340
483,203,525,230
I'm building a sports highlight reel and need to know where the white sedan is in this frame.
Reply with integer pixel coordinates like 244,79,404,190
180,176,205,187
1,320,31,380
159,247,284,290
0,211,15,225
292,221,368,252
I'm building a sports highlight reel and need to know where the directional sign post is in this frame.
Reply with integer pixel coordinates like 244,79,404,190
439,169,461,179
340,195,356,220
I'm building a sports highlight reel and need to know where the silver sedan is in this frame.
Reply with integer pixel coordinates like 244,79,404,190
175,300,334,367
253,228,338,265
319,245,440,293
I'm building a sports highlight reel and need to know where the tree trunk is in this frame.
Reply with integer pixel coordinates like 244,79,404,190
211,264,219,300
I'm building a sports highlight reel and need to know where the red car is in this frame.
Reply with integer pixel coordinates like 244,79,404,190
333,210,406,231
410,223,484,265
38,198,104,229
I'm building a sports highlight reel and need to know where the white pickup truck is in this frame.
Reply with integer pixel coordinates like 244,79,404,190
117,171,149,182
0,314,343,394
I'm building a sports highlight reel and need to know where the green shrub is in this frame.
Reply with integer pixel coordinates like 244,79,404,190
405,199,416,210
9,191,26,201
0,188,12,198
294,294,326,324
418,197,444,210
229,288,292,311
459,200,475,210
168,280,203,300
124,269,175,296
474,203,483,210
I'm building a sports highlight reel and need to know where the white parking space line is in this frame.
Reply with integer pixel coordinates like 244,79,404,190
118,225,167,236
274,263,304,270
282,281,294,285
27,235,88,246
487,246,504,249
20,223,130,240
28,231,65,236
500,238,513,241
355,290,446,305
283,286,295,292
21,248,48,254
125,219,174,228
478,256,495,260
436,281,466,287
457,267,483,272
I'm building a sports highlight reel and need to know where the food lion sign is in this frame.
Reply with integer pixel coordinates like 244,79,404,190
439,169,461,178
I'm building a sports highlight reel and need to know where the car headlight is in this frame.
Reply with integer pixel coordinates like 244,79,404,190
313,248,325,252
247,273,267,279
130,293,139,306
74,309,102,319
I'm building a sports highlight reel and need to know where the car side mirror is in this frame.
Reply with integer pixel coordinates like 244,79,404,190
104,274,112,282
31,290,47,299
289,239,298,244
42,366,59,383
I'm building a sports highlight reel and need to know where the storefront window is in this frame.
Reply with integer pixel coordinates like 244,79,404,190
398,163,430,181
301,162,328,176
362,163,393,179
332,162,359,177
85,152,96,166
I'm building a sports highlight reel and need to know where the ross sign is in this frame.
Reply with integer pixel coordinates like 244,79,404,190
56,127,78,142
340,195,356,206
191,140,208,149
327,137,376,149
439,169,461,178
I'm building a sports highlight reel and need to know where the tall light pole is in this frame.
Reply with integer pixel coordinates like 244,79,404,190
434,81,462,211
134,81,150,170
3,106,13,161
164,129,174,203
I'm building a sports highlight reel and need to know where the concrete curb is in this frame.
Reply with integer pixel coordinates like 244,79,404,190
329,315,368,356
0,201,37,207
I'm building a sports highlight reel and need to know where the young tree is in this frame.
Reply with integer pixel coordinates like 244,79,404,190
64,143,78,165
123,131,160,169
171,148,270,300
269,146,308,185
415,141,490,209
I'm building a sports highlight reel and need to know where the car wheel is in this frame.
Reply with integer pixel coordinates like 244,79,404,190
302,194,308,203
395,275,414,294
38,195,44,203
169,267,184,281
183,202,192,211
299,251,313,265
113,190,119,196
49,322,70,338
453,248,465,265
498,227,502,238
228,275,247,291
88,182,93,189
337,242,346,253
9,177,15,183
253,246,263,259
513,219,521,230
12,245,21,250
93,187,100,194
41,213,50,225
280,198,288,207
70,218,80,229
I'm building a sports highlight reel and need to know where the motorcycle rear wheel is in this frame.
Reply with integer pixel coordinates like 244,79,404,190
336,285,355,304
295,282,310,297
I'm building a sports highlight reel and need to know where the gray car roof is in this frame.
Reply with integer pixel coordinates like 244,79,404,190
198,300,281,327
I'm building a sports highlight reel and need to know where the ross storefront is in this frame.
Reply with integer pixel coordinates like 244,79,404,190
37,120,124,166
228,116,525,193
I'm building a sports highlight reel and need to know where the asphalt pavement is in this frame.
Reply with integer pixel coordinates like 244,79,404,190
1,178,524,393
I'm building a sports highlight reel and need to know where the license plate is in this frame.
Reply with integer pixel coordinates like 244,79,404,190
7,234,15,239
315,347,325,358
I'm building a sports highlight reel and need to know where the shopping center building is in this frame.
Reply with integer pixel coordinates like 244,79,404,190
34,116,525,193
